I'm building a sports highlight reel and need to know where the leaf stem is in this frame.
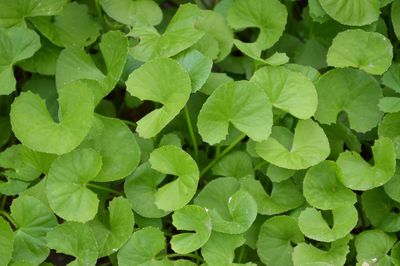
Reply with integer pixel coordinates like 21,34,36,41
237,245,247,263
0,210,17,228
87,183,123,195
120,119,137,128
200,133,246,178
0,195,7,210
184,106,199,160
166,253,204,262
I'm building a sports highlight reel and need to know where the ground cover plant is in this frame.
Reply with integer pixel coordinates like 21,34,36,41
0,0,400,265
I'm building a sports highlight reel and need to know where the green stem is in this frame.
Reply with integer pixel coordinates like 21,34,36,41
254,161,268,171
237,245,247,263
121,119,137,128
87,183,122,195
0,195,7,210
0,210,16,228
200,133,246,178
166,253,204,262
94,0,106,26
184,106,199,160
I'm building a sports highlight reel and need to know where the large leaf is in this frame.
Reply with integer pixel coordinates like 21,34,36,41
46,222,98,266
194,177,257,234
0,0,67,28
100,0,162,26
46,148,102,222
318,0,380,26
171,205,212,254
10,80,94,155
257,216,304,266
149,145,199,211
314,68,383,133
303,161,356,210
336,137,396,191
355,230,396,265
227,0,287,52
0,27,40,95
11,196,57,265
327,29,393,75
255,120,330,170
56,31,127,105
30,2,100,47
250,66,318,119
88,197,134,257
197,80,273,145
126,58,191,138
0,217,14,266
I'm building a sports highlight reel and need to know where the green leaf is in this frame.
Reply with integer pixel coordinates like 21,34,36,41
257,216,304,266
355,230,396,265
56,31,128,105
175,49,212,92
318,0,380,26
19,145,57,176
362,187,400,232
46,222,98,266
392,0,400,40
126,58,191,138
88,197,134,257
46,148,102,222
266,165,295,183
0,217,14,266
30,2,100,47
240,177,304,215
100,0,162,26
201,231,245,266
255,120,330,170
80,116,140,182
250,66,318,119
194,177,257,234
149,145,199,211
129,4,204,61
171,205,212,254
384,164,400,202
298,205,358,242
227,0,287,52
303,161,356,210
391,242,400,265
314,68,383,133
212,151,254,179
199,72,233,95
124,163,170,218
197,80,273,145
336,137,396,191
0,27,41,95
118,227,171,266
0,116,11,147
327,29,393,75
309,0,330,23
10,80,94,155
378,97,400,113
379,113,400,159
382,63,400,93
0,0,68,28
11,196,57,265
292,235,351,266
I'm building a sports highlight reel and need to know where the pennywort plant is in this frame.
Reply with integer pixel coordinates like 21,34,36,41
0,0,400,265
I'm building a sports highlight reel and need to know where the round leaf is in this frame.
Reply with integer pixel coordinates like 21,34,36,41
212,151,254,179
298,206,358,242
318,0,380,26
378,112,400,159
46,222,98,266
0,217,14,266
126,58,191,138
10,80,94,155
336,137,396,191
255,120,330,170
171,205,212,254
46,148,102,222
197,80,273,145
149,145,199,211
355,230,396,265
327,29,393,75
250,66,318,119
384,164,400,202
314,68,383,133
303,161,356,210
257,216,304,266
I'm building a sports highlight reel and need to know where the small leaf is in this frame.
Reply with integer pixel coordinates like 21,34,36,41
0,217,14,266
303,161,356,210
250,66,318,119
255,120,330,170
355,230,396,265
314,68,383,133
379,112,400,159
46,222,98,266
378,97,400,113
327,29,393,75
197,80,273,145
336,137,396,191
150,145,199,211
212,151,254,179
257,216,304,266
384,164,400,202
392,0,400,40
126,58,191,138
382,63,400,93
171,205,212,254
46,148,102,222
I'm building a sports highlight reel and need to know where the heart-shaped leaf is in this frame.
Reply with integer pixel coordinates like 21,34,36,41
355,230,396,265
